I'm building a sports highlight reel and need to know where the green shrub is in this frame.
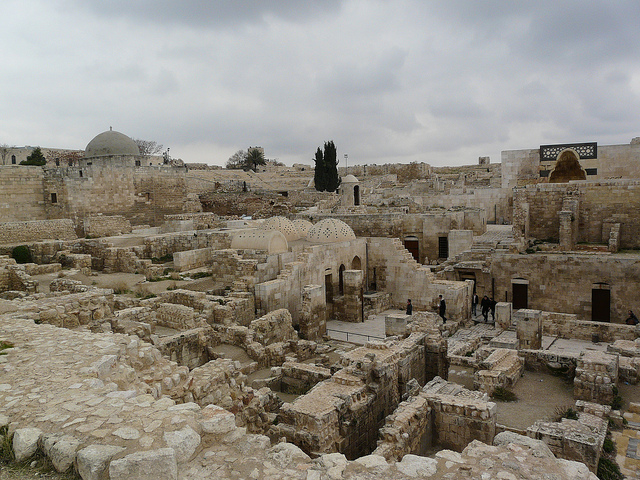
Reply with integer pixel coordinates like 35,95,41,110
603,437,615,454
492,387,517,402
611,395,623,410
0,341,14,356
11,245,32,264
597,457,623,480
0,425,14,463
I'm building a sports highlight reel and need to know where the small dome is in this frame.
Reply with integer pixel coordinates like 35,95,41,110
342,174,359,183
307,218,356,243
260,216,300,241
292,219,313,237
231,230,288,254
85,129,140,157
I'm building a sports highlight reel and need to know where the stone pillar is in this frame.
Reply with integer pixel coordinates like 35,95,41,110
385,313,409,337
300,284,326,341
495,302,512,330
608,223,620,253
447,230,473,259
343,270,364,323
558,210,575,250
517,309,542,350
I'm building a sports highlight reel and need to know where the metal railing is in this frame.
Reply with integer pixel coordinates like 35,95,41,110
326,328,385,344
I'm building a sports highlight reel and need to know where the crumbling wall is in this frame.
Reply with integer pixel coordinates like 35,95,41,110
83,215,132,238
574,351,618,405
0,219,76,245
23,288,115,328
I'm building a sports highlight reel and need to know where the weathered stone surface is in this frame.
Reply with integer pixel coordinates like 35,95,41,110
354,454,388,468
396,454,437,477
76,444,126,480
493,431,554,458
108,448,177,480
42,434,81,472
163,426,201,463
13,427,41,462
267,442,311,467
199,404,236,434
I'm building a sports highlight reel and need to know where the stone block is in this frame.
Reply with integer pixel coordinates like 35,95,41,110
76,444,126,480
108,448,177,480
385,314,409,336
13,427,42,462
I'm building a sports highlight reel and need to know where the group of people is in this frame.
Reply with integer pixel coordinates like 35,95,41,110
472,293,496,323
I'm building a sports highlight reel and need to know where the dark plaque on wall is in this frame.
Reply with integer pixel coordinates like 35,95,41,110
539,142,597,161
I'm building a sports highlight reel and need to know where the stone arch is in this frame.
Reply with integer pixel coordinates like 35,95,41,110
549,148,586,183
351,256,361,270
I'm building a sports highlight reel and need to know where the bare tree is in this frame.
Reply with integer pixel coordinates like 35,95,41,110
0,144,14,165
226,149,247,169
132,138,164,156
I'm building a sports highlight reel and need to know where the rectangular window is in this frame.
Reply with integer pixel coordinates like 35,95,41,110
539,170,550,177
51,193,57,204
585,168,597,176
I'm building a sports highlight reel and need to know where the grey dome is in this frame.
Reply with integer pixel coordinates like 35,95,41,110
85,129,140,157
307,218,356,243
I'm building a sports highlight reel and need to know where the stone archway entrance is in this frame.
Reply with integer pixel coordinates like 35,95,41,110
549,149,586,183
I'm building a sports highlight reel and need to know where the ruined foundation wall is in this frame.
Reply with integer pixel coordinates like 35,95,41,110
0,166,47,222
83,215,132,238
0,219,76,245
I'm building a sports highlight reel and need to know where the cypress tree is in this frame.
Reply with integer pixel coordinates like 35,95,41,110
313,147,326,191
324,141,341,192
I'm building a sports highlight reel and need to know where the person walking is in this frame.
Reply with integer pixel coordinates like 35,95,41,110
472,293,479,317
481,295,490,323
438,295,447,323
406,299,413,315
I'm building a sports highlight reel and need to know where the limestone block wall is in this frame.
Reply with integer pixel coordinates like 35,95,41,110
142,230,233,260
300,284,326,341
0,219,76,246
491,253,640,323
155,303,203,330
418,188,509,224
83,215,132,238
334,270,363,323
430,394,497,452
0,166,47,221
280,361,332,394
366,237,472,319
254,240,367,324
541,311,637,342
210,249,259,290
250,309,297,345
156,327,213,370
574,351,618,405
513,180,640,248
473,349,524,395
163,212,221,230
24,289,115,328
527,402,608,473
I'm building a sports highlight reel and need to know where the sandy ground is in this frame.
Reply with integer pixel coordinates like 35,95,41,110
495,370,575,430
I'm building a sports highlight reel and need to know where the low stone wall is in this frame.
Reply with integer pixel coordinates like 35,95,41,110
155,303,204,330
541,311,638,342
156,327,213,370
173,247,212,271
26,289,115,328
281,361,332,394
0,219,76,245
473,348,524,395
527,401,608,473
83,215,132,238
574,351,618,405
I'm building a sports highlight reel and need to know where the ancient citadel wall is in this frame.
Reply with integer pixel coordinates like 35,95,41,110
513,180,640,248
491,253,640,322
0,166,47,221
502,141,640,190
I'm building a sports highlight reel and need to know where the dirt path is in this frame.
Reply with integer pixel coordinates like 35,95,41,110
494,370,574,430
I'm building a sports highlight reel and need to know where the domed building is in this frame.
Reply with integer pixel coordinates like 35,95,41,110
80,127,149,168
338,174,360,206
307,218,356,244
84,128,140,158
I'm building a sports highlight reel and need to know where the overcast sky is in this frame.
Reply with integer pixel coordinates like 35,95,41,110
1,1,639,167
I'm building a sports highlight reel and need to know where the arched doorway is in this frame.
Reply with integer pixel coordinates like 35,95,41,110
339,264,346,295
354,185,360,206
351,256,361,270
549,149,586,183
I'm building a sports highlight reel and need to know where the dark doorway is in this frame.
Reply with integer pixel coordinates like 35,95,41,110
325,274,333,304
354,185,360,206
351,256,361,270
459,272,476,292
438,236,449,259
339,264,345,295
592,286,610,322
512,282,528,309
404,236,420,262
